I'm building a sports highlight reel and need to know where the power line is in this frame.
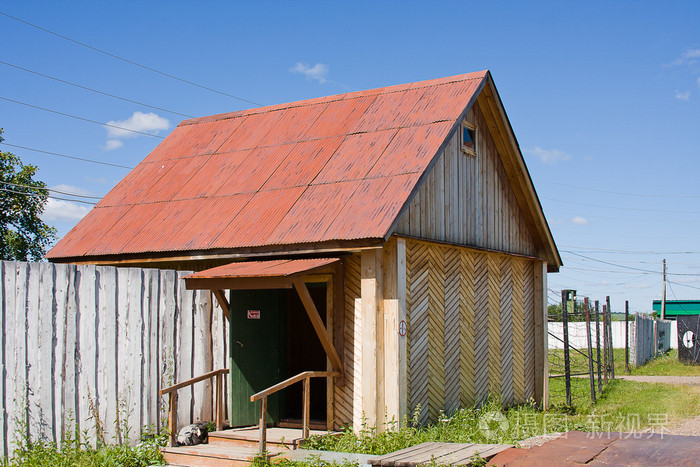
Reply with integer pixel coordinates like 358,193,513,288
668,280,700,292
559,245,700,255
0,181,102,199
0,187,96,205
542,196,700,214
0,96,167,139
1,142,134,169
0,10,264,107
563,251,661,274
535,178,700,199
0,60,195,118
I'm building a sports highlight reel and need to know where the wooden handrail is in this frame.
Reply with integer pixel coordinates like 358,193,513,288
160,368,229,395
159,368,228,447
250,371,339,402
252,370,340,456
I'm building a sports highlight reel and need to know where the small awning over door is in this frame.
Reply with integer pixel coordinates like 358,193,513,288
183,257,343,373
183,258,340,290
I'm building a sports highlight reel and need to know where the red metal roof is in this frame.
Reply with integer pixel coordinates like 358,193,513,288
47,71,489,260
184,258,339,281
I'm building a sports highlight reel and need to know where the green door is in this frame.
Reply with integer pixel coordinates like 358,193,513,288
228,289,286,427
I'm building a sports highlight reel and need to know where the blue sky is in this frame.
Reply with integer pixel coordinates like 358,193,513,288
1,1,699,314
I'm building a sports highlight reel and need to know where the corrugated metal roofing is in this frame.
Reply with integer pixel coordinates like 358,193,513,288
47,71,489,260
184,258,339,281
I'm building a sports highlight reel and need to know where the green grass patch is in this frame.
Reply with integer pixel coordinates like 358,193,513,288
5,439,165,467
616,349,700,376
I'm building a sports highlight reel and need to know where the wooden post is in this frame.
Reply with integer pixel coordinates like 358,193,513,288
302,377,311,440
603,304,609,383
595,301,602,394
360,249,381,428
606,296,615,379
584,298,596,404
533,261,548,407
625,300,630,374
561,290,571,407
216,372,224,431
258,397,267,456
168,392,178,447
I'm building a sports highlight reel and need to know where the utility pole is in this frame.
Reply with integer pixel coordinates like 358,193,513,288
661,259,666,320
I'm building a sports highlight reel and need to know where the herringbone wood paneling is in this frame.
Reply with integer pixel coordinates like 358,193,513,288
404,239,538,421
499,257,514,406
443,248,461,414
427,247,446,421
523,261,535,400
487,256,501,396
334,254,360,428
408,241,430,423
473,253,489,404
459,250,475,407
511,259,526,404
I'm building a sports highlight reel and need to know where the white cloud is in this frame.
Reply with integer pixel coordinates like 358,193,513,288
51,184,94,196
571,216,589,225
105,111,170,139
526,146,572,164
104,139,124,151
671,48,700,65
675,90,691,101
290,62,329,83
41,198,92,222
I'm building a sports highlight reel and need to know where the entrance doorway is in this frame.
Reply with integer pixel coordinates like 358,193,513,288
228,283,329,427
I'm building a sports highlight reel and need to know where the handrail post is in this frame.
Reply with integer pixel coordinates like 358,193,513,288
215,372,224,431
258,396,267,456
168,391,178,447
302,376,310,440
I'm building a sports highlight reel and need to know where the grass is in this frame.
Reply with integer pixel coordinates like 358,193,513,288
615,349,700,376
4,439,165,467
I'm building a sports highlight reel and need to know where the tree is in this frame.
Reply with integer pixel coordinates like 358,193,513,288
0,129,57,261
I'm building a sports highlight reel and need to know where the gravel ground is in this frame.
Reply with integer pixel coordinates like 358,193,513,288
616,375,700,385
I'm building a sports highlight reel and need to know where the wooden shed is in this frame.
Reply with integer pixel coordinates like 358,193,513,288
47,70,561,436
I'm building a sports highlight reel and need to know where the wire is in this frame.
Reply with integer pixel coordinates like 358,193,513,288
0,96,166,138
1,142,134,169
535,178,700,199
0,187,96,205
0,11,264,107
0,60,195,118
542,196,700,214
668,280,700,291
0,181,102,199
559,245,700,255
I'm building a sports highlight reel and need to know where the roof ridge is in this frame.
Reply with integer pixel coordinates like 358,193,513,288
178,71,489,127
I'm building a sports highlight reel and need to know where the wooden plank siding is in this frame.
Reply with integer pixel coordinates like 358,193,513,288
404,239,538,422
0,260,226,458
394,99,537,258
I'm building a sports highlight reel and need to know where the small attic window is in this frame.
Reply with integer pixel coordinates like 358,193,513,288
462,122,476,156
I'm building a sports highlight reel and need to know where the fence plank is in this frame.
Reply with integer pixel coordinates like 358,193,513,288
0,261,211,454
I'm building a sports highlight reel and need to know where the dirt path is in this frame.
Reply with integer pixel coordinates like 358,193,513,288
616,375,700,385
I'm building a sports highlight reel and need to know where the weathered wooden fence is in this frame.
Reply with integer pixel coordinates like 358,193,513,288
630,314,671,367
0,261,227,458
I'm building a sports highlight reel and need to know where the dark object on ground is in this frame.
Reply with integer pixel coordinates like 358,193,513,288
177,422,209,446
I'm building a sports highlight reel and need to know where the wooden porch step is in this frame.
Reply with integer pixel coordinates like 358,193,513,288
208,426,336,450
161,443,278,467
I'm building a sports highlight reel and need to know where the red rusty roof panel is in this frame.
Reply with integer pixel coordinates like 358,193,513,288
262,136,345,190
47,72,492,259
349,87,428,134
368,121,455,177
266,181,363,245
215,109,285,152
211,145,297,196
143,117,243,163
312,129,397,185
184,258,339,281
209,187,307,248
173,150,253,200
324,173,422,240
137,155,211,203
